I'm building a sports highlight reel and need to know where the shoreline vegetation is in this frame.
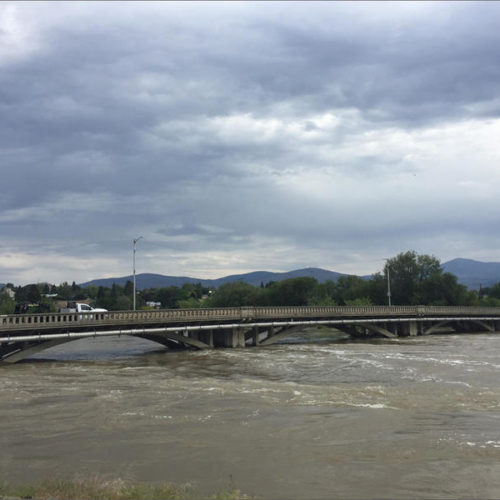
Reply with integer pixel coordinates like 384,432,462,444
0,476,253,500
3,251,500,316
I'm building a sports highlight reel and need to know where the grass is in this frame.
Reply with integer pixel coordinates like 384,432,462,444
0,475,254,500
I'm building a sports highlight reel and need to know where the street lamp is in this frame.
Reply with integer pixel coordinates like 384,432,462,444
133,236,143,311
386,265,392,306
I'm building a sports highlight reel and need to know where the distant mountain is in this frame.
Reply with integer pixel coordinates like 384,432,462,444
210,268,348,287
78,259,500,291
442,258,500,289
79,267,350,290
80,273,207,290
0,283,5,289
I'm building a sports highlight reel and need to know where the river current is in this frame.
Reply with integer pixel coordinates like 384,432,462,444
1,330,500,499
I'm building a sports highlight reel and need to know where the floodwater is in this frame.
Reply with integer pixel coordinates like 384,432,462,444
2,330,500,499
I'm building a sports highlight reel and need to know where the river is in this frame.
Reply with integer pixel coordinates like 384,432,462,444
1,329,500,499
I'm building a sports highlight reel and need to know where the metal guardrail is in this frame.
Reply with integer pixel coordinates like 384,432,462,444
2,305,500,332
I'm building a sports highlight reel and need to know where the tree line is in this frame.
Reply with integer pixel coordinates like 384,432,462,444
1,251,500,314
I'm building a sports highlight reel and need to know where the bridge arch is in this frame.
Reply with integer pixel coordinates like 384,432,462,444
0,331,211,364
256,323,391,346
423,320,452,336
467,319,495,332
0,338,76,364
258,326,309,346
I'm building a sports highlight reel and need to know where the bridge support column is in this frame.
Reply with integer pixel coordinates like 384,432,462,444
253,326,260,346
398,321,418,337
411,320,418,336
233,328,245,347
221,328,245,348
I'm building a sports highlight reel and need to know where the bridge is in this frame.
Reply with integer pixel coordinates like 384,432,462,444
1,305,500,363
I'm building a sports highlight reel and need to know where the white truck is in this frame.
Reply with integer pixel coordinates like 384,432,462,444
60,302,108,313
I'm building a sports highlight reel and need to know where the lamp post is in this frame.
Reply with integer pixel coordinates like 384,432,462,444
133,236,143,311
386,264,392,306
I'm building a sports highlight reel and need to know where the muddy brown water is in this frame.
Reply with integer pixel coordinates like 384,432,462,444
1,330,500,499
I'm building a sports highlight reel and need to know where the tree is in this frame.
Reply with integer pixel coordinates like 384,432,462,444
85,285,99,299
487,283,500,299
56,282,72,300
385,251,441,305
124,281,134,296
367,273,387,305
208,282,263,307
309,280,337,306
15,284,41,303
267,277,318,306
332,276,372,305
178,297,203,309
115,295,132,310
0,292,15,314
384,250,473,306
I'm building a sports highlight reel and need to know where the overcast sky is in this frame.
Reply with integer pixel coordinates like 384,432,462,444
1,1,500,285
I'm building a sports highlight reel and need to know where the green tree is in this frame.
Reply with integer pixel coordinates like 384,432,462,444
345,297,373,306
267,277,318,306
178,297,203,309
208,282,263,307
384,250,473,306
486,283,500,299
333,275,372,305
15,284,41,303
56,282,72,300
124,281,134,296
85,285,99,299
367,273,388,305
115,295,132,310
0,292,15,314
385,251,441,305
308,281,337,306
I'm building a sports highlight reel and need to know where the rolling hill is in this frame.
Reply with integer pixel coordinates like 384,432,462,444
79,267,349,291
441,258,500,289
78,258,500,291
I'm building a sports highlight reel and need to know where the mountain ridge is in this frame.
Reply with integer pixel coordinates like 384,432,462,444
79,258,500,291
79,267,350,290
441,258,500,289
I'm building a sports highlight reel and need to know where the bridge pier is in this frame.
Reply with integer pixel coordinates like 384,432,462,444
216,328,246,348
400,320,419,337
253,326,260,346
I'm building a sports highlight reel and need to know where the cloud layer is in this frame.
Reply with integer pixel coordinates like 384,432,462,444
1,1,500,284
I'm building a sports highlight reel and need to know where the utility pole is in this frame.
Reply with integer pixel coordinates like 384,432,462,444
133,236,143,311
387,265,392,306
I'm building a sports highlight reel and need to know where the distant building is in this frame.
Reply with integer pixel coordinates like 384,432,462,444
146,301,162,309
1,286,15,299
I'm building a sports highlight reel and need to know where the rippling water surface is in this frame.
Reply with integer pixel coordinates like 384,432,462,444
2,330,500,499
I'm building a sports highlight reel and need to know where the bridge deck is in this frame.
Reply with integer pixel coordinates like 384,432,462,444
2,306,500,363
2,305,500,333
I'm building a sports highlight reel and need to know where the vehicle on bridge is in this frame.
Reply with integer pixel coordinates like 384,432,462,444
59,302,107,313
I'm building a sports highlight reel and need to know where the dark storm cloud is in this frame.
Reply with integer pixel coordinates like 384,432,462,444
1,1,500,283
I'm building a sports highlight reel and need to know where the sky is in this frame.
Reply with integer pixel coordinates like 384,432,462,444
1,1,500,285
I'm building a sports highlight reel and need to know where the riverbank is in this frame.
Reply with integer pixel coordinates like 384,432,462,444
0,476,252,500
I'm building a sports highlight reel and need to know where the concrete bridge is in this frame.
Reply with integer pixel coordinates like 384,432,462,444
1,305,500,363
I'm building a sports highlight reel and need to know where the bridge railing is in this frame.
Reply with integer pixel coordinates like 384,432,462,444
2,305,500,332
